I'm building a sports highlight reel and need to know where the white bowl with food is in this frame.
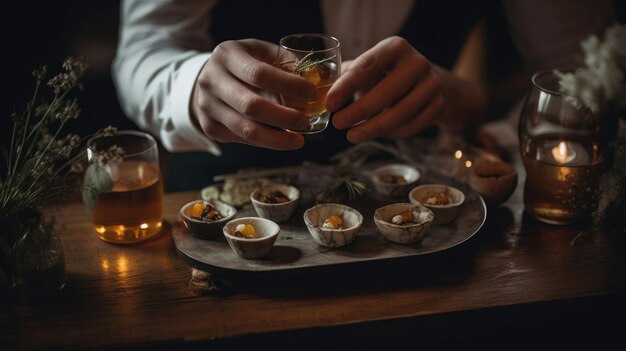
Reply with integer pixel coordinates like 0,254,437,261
409,184,465,225
180,200,237,239
373,202,434,244
250,183,300,223
303,203,363,248
372,163,421,197
222,217,280,259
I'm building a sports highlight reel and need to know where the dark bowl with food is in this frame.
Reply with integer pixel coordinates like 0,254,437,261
179,200,237,239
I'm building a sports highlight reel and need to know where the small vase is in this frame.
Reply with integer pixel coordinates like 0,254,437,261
518,69,613,225
15,220,66,297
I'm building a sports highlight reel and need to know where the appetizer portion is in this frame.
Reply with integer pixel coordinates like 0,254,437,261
322,215,343,229
378,174,407,185
259,190,290,204
190,202,223,222
233,224,256,239
424,192,450,206
390,209,431,225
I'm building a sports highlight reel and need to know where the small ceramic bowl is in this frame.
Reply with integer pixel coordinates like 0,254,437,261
409,184,465,225
372,163,421,197
468,160,518,207
180,200,237,239
250,183,300,223
373,203,434,244
222,217,280,259
303,204,363,248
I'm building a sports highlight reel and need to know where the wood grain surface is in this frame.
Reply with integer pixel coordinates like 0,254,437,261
1,168,625,350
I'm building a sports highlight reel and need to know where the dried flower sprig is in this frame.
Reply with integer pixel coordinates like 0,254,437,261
556,24,626,114
555,24,626,245
0,56,114,223
0,57,120,293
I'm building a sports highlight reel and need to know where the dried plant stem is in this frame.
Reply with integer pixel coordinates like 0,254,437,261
293,52,336,74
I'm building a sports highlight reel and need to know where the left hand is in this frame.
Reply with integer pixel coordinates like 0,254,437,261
326,36,445,143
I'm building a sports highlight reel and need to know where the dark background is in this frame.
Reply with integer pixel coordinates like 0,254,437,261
1,1,625,187
2,1,134,139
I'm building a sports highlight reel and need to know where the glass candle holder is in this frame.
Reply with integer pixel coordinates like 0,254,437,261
519,70,608,225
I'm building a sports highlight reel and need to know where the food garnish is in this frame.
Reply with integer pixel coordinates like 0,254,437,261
322,215,343,229
234,224,256,239
190,202,222,222
390,209,430,225
425,192,450,206
259,190,290,204
379,174,407,185
391,209,414,225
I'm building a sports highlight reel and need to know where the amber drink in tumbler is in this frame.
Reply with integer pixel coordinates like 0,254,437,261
87,131,163,243
277,33,341,134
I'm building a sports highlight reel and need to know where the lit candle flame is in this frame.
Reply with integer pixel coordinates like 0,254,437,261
551,141,576,164
454,150,463,159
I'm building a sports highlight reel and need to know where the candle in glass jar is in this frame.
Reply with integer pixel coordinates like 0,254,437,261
551,141,576,164
535,139,590,166
523,136,604,224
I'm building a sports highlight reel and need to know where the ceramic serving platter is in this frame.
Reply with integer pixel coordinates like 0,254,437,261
172,165,486,275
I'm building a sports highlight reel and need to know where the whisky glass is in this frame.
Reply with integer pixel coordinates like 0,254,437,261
276,33,341,134
87,130,163,243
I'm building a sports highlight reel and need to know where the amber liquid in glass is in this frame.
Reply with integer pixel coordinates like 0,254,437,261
278,61,337,133
522,137,604,224
92,161,163,243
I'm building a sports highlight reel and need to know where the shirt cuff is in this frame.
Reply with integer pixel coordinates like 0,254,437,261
165,52,222,156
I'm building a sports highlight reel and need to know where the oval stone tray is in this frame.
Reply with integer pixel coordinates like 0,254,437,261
172,166,487,276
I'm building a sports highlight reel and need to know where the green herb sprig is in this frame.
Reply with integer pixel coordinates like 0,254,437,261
292,51,336,75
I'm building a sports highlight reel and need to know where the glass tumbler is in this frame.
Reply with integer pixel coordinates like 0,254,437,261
87,130,164,243
276,33,341,134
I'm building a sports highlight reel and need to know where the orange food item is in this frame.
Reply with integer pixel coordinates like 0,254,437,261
234,224,256,238
191,203,205,218
425,192,450,205
399,209,414,222
189,202,223,222
323,215,342,229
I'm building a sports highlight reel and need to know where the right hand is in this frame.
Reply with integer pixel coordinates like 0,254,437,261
191,39,318,150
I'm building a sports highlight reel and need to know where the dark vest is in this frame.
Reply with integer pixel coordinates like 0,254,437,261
167,0,487,191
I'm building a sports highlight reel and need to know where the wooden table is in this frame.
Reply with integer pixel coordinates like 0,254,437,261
2,168,625,350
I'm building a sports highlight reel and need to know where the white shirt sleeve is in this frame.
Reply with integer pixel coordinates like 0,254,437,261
112,0,222,155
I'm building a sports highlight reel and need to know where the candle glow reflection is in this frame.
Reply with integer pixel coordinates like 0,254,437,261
551,141,576,164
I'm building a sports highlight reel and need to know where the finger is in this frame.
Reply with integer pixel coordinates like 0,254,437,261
211,70,310,131
345,74,440,143
382,95,445,139
196,115,244,144
209,96,305,150
332,61,429,129
214,40,317,100
326,36,414,112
